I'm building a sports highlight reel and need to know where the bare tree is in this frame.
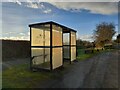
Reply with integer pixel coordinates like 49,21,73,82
94,22,116,47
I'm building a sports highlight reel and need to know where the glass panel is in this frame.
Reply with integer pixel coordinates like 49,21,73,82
71,47,76,61
31,28,44,46
31,24,50,46
63,46,70,59
71,31,76,45
31,48,50,70
45,30,50,46
63,33,70,45
52,48,63,69
52,24,62,46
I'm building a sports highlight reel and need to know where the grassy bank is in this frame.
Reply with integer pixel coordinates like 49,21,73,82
76,48,113,61
2,64,67,88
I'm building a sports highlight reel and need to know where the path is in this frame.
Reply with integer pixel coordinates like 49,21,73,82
37,50,119,88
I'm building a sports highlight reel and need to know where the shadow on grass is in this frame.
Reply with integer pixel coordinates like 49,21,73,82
2,63,71,88
2,64,55,88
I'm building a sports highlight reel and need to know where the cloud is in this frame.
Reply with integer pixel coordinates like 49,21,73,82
2,36,29,40
21,2,52,13
78,34,93,42
16,0,22,5
49,2,118,15
78,32,118,42
3,0,119,2
113,31,118,40
5,1,118,15
1,32,30,40
27,32,30,36
26,2,39,8
19,33,25,35
43,9,52,14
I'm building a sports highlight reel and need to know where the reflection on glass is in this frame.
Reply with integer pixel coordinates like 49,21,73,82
31,28,43,46
71,47,76,61
31,24,50,46
31,48,50,70
63,46,70,59
52,48,62,69
52,24,62,46
45,30,50,46
71,31,76,45
63,33,70,45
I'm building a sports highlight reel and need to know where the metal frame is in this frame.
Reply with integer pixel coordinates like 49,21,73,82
29,21,77,33
50,23,53,70
63,31,77,64
62,28,64,65
30,23,51,71
30,27,32,70
29,21,77,71
70,31,71,64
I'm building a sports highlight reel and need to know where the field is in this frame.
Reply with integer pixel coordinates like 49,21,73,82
2,40,30,61
76,47,108,61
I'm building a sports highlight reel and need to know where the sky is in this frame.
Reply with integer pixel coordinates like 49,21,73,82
1,1,119,41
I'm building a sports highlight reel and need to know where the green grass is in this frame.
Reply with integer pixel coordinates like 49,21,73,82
76,48,111,61
2,64,56,88
77,49,93,60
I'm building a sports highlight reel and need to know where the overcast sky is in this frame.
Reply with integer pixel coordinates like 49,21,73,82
1,1,119,41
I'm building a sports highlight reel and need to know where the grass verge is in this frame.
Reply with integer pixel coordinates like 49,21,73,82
76,48,113,61
2,64,68,88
